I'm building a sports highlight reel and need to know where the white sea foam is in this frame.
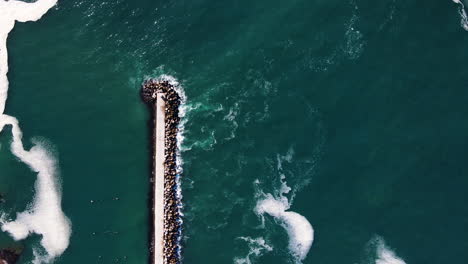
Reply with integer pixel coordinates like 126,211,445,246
234,237,273,264
255,193,313,262
250,148,314,263
373,237,407,264
253,149,314,263
1,140,71,264
0,0,58,113
222,103,239,141
0,0,71,263
452,0,468,31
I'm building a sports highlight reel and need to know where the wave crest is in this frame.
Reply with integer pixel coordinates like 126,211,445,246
452,0,468,30
255,193,313,262
375,237,406,264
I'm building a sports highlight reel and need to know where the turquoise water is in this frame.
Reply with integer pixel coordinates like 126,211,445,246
0,0,468,263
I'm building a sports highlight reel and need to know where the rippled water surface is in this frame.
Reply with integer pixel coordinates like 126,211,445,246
0,0,467,263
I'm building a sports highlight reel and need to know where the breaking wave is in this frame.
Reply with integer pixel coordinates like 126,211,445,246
0,0,71,263
366,236,407,264
375,238,406,264
452,0,468,30
251,149,314,263
254,193,313,262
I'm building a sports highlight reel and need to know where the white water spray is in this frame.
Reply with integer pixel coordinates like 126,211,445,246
253,149,314,263
255,193,313,262
374,237,407,264
0,0,71,263
234,237,273,264
452,0,468,30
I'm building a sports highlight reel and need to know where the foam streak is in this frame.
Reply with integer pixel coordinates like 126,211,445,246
374,237,406,264
255,194,313,262
234,237,273,264
0,1,71,263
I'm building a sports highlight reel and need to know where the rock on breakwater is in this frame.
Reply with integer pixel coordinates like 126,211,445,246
142,79,182,264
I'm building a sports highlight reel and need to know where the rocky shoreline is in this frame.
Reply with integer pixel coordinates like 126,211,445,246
142,79,182,264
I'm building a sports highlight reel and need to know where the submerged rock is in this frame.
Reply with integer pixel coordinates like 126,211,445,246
0,248,21,264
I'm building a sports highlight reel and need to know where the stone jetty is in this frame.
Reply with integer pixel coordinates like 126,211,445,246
141,79,182,264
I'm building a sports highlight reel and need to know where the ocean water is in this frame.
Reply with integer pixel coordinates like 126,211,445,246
0,0,468,263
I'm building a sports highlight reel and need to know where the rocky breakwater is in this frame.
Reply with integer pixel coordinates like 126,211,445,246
141,79,182,264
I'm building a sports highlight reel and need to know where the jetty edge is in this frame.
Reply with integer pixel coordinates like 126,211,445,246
141,79,182,264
